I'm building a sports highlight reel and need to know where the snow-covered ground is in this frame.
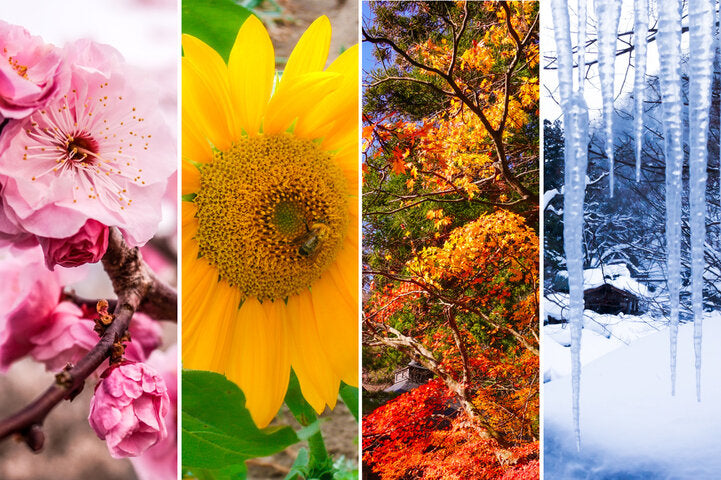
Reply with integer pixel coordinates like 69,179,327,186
544,311,721,479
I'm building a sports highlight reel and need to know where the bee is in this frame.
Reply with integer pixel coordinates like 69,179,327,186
297,222,330,258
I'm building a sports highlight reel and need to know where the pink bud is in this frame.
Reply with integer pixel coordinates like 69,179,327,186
88,362,170,458
130,346,177,480
38,219,109,271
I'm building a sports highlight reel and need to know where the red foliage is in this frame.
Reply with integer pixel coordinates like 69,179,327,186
363,380,538,480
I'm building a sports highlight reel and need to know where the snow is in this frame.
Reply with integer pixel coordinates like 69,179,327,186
552,264,651,299
543,188,559,210
544,314,721,478
582,264,650,297
544,295,661,382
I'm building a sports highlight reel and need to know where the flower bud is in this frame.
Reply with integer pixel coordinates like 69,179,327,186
88,362,169,458
38,219,109,271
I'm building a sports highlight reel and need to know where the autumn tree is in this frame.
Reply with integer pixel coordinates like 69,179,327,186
362,2,539,478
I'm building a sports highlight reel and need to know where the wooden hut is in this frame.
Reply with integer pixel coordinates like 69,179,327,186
584,283,640,315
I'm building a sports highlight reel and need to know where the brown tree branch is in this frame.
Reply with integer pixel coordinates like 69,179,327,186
0,228,177,450
363,313,508,446
364,269,539,355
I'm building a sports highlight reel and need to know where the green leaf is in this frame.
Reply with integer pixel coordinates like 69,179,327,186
182,370,299,470
332,456,359,480
182,193,197,202
339,383,359,422
284,369,318,427
283,447,310,480
182,0,253,62
189,463,248,480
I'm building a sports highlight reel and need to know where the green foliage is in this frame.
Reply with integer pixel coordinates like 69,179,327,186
339,383,360,422
182,370,299,473
182,0,253,61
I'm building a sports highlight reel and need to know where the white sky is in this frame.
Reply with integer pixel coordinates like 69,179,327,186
1,0,177,70
541,0,673,122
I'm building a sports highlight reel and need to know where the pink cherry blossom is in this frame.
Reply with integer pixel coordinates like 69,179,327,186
88,361,170,458
0,38,175,246
0,195,37,248
125,312,162,363
38,218,109,270
130,345,177,480
25,300,160,373
0,246,64,370
29,301,97,372
0,20,68,119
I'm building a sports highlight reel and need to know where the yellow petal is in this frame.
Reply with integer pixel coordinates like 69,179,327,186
182,34,240,138
182,57,232,151
181,159,200,196
225,298,291,427
287,291,340,413
264,71,341,135
333,143,359,191
182,107,212,165
228,15,275,135
281,16,331,84
321,122,357,153
311,270,358,387
183,276,242,373
295,45,358,140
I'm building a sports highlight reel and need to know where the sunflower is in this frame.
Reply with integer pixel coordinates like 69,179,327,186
181,15,358,428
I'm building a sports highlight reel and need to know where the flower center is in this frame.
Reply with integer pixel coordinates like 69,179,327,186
66,134,99,165
194,134,349,301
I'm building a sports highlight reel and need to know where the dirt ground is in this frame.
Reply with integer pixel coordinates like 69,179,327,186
247,404,359,479
264,0,358,66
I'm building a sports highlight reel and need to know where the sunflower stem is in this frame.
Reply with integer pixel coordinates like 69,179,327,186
306,429,332,475
284,370,333,477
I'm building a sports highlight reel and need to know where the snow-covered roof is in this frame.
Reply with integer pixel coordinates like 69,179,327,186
558,263,650,298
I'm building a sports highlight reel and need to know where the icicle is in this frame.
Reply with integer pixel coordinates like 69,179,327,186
716,1,721,204
656,0,683,396
552,0,588,450
577,0,587,94
594,0,622,196
633,0,648,182
688,0,714,402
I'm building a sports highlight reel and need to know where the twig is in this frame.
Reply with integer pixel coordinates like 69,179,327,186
0,228,177,450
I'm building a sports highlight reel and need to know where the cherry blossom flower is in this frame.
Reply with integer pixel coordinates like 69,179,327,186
88,361,170,458
124,312,163,363
0,38,175,247
0,20,67,120
27,301,161,373
29,301,96,372
0,247,67,370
